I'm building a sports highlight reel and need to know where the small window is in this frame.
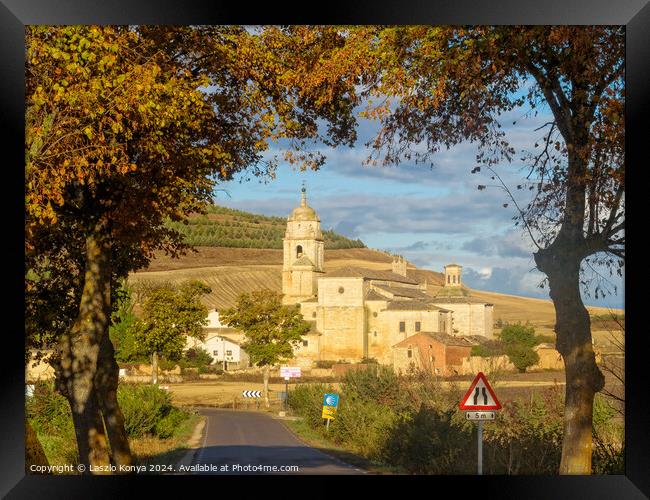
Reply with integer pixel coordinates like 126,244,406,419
312,311,317,318
399,321,405,332
338,287,345,294
296,245,303,257
373,311,378,317
407,347,412,358
213,350,218,356
447,275,451,284
226,350,232,356
415,321,421,332
303,340,308,347
373,331,377,337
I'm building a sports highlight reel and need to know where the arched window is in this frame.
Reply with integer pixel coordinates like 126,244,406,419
296,245,303,257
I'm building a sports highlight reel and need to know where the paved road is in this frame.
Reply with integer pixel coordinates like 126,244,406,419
190,408,365,475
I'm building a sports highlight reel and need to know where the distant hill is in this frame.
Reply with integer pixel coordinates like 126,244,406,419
164,205,365,250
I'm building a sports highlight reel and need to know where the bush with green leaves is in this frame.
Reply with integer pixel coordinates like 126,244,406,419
287,366,623,475
26,381,78,465
330,397,397,459
501,323,540,373
287,383,335,428
384,406,473,474
182,346,214,369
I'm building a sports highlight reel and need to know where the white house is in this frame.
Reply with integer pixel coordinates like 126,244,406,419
185,310,250,370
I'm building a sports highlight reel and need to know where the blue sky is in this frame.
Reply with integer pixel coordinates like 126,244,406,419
213,102,624,311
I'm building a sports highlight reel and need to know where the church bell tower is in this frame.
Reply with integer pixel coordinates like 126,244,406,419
282,186,324,304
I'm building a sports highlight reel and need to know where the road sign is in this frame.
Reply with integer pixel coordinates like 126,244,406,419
280,366,301,379
465,411,496,421
323,393,339,407
322,393,339,421
459,372,501,410
242,390,262,398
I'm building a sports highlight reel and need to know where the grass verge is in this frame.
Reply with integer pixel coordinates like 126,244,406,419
282,418,402,475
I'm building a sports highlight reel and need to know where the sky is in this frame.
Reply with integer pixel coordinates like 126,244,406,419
213,101,624,311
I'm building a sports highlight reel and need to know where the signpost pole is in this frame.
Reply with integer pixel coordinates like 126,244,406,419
326,419,330,432
477,420,483,475
284,377,289,411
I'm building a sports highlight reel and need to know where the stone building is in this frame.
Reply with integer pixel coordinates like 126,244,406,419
282,189,495,368
392,332,474,376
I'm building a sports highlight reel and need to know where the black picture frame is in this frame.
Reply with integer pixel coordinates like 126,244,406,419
3,1,647,498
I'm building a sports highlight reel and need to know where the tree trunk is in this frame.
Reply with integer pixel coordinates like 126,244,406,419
152,352,158,385
95,332,134,469
54,226,113,471
535,239,605,474
70,387,111,472
263,365,270,408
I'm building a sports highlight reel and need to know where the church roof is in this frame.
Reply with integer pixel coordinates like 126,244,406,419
385,300,448,312
431,295,491,305
372,284,431,301
365,289,388,301
293,255,315,267
288,188,320,222
324,266,419,285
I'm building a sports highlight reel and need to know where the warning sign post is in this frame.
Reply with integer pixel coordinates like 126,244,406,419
459,372,501,475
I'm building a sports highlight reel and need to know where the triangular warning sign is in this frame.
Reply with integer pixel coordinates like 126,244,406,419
459,372,501,410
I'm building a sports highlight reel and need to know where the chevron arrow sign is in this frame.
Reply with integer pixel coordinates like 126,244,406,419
242,390,262,398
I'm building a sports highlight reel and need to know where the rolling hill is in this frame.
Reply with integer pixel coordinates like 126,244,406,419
164,204,365,250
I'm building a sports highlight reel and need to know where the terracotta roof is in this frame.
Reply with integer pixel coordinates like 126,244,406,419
324,266,419,285
392,332,474,348
461,335,495,345
385,300,447,311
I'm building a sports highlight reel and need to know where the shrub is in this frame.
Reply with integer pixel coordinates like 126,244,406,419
384,406,473,474
314,360,336,369
287,383,334,427
117,383,190,438
501,323,540,373
26,381,75,437
331,397,397,459
342,364,405,410
470,341,505,357
183,346,214,369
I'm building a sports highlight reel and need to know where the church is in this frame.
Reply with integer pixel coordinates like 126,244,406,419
282,187,494,367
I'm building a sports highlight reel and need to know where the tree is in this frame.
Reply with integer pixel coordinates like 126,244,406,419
220,290,311,408
132,281,211,384
270,25,623,474
501,323,540,373
183,347,214,370
25,25,359,472
109,282,147,363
